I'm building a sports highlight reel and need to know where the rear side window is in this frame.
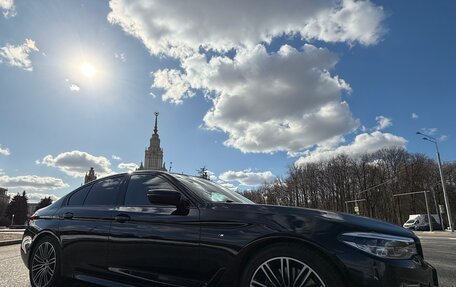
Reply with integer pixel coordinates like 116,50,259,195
84,177,124,206
68,185,91,206
125,174,177,206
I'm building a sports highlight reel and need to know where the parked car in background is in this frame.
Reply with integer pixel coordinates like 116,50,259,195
21,171,438,287
403,217,419,229
403,214,441,230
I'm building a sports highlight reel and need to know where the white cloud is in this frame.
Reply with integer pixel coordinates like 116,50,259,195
65,79,80,92
40,150,113,177
108,0,384,57
0,39,39,71
112,155,121,160
118,162,139,172
24,39,38,51
296,131,407,165
374,115,392,131
0,0,16,18
439,135,448,142
411,112,419,119
0,144,10,156
114,52,126,62
190,44,359,153
219,169,275,187
108,0,385,154
69,84,80,92
0,174,68,191
301,0,385,46
420,127,438,135
216,181,238,191
153,69,195,104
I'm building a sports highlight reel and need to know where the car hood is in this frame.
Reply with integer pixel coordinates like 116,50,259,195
220,203,416,239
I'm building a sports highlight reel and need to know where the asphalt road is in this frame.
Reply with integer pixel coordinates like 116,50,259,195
0,238,455,287
420,236,456,287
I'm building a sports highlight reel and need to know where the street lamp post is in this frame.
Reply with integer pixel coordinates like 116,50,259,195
417,131,454,232
10,214,15,227
423,190,432,232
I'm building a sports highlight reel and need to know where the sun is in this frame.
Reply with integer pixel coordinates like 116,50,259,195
80,62,96,78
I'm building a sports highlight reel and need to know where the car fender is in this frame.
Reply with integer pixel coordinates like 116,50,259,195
27,230,61,266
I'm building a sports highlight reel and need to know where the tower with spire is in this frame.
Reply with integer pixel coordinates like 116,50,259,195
141,112,166,171
84,167,97,184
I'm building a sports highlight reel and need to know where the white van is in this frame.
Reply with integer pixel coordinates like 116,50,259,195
403,214,441,230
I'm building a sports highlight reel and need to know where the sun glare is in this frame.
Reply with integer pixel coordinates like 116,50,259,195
80,62,96,78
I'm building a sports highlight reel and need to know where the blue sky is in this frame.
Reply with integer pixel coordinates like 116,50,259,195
0,0,455,201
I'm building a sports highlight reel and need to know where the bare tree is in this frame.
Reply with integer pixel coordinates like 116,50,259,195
243,147,456,227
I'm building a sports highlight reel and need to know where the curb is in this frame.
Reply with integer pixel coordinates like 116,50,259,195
0,239,21,247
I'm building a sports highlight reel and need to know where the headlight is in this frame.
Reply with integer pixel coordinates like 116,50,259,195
340,232,417,259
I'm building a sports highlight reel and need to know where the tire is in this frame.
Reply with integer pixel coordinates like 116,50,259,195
29,236,62,287
240,243,346,287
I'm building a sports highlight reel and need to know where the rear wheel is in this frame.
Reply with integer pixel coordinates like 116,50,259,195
240,243,345,287
29,236,62,287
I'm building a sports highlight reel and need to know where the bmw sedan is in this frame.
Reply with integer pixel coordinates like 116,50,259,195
21,171,438,287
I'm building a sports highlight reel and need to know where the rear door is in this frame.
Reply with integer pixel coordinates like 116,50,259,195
58,175,125,279
108,173,202,287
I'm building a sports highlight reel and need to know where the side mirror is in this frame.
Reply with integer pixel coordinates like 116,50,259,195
147,189,181,206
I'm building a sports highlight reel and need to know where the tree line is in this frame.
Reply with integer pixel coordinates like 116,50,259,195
0,191,53,227
243,147,456,227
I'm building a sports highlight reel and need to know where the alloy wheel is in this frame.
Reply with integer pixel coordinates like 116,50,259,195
250,256,326,287
31,242,56,287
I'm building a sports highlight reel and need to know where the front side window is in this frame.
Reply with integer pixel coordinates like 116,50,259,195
67,185,91,206
174,175,253,204
84,177,124,206
125,174,178,206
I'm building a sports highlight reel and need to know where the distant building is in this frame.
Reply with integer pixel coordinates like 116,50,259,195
139,112,167,171
0,187,10,217
0,188,9,205
84,167,97,184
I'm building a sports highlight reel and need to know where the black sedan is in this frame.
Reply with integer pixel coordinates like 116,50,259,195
21,171,438,287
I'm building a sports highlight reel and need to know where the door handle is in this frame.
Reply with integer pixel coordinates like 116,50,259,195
114,214,131,223
63,212,73,220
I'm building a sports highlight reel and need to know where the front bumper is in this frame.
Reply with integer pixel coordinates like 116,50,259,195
338,251,438,287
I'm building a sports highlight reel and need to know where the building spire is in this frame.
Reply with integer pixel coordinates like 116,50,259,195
154,112,159,135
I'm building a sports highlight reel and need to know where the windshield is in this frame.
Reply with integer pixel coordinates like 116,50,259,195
174,175,254,204
405,219,416,224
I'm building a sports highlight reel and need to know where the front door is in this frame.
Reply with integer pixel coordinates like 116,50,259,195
108,173,202,287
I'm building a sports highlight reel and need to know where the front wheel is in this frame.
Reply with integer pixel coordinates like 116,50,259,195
29,236,62,287
241,243,346,287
